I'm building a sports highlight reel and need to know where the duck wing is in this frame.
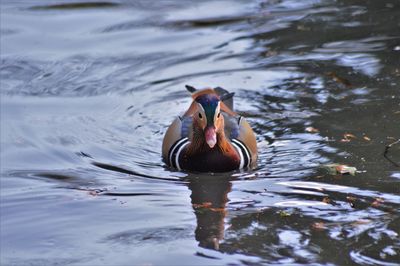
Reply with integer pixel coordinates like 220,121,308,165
161,116,192,162
224,114,258,165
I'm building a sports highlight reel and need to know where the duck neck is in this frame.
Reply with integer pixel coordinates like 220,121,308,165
187,126,236,156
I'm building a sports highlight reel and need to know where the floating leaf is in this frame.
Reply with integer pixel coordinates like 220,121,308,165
336,164,357,175
297,25,311,31
371,197,384,207
346,196,356,207
88,191,99,196
278,210,291,217
312,222,327,231
327,72,352,87
352,219,372,225
363,136,371,141
346,196,356,201
306,126,319,133
341,133,357,142
322,197,331,204
344,133,356,139
321,164,357,175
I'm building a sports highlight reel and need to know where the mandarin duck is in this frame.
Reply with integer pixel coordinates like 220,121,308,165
162,85,257,172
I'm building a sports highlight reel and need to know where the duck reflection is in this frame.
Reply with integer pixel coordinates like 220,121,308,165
188,176,232,250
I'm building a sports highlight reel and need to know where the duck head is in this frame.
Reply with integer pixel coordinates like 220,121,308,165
183,85,236,149
193,94,223,148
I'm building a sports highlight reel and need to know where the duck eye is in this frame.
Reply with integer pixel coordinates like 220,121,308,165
198,113,203,119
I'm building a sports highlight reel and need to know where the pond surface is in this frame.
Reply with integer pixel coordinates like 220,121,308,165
1,0,399,265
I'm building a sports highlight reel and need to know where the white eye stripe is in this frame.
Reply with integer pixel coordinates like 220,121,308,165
214,102,221,121
197,103,205,115
196,103,206,122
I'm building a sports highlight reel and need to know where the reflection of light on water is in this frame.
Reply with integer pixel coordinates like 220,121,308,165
278,230,302,246
277,181,348,191
350,250,399,266
277,181,400,204
274,200,329,207
390,172,400,179
338,53,381,76
289,189,326,196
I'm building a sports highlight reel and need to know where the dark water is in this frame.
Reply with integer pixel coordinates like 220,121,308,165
1,0,399,265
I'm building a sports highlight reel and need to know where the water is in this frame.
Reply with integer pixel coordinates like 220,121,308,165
1,0,399,265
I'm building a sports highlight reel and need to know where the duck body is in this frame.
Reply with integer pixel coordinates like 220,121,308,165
179,144,240,172
162,86,257,172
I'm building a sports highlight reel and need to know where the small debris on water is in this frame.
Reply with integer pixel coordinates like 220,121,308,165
371,197,384,207
352,219,372,225
322,197,331,204
321,164,357,175
193,202,213,209
312,222,327,231
278,210,291,217
363,136,371,141
305,126,319,133
341,133,357,142
327,72,352,87
346,196,356,207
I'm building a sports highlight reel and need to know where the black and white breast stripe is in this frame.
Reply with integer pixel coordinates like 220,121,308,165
231,138,251,169
168,137,189,170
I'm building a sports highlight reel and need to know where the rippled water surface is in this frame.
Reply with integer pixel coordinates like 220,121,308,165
1,0,400,265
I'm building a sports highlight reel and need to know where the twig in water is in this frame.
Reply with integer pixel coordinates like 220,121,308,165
383,139,400,167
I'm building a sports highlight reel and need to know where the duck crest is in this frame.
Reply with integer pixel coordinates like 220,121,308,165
162,85,258,172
